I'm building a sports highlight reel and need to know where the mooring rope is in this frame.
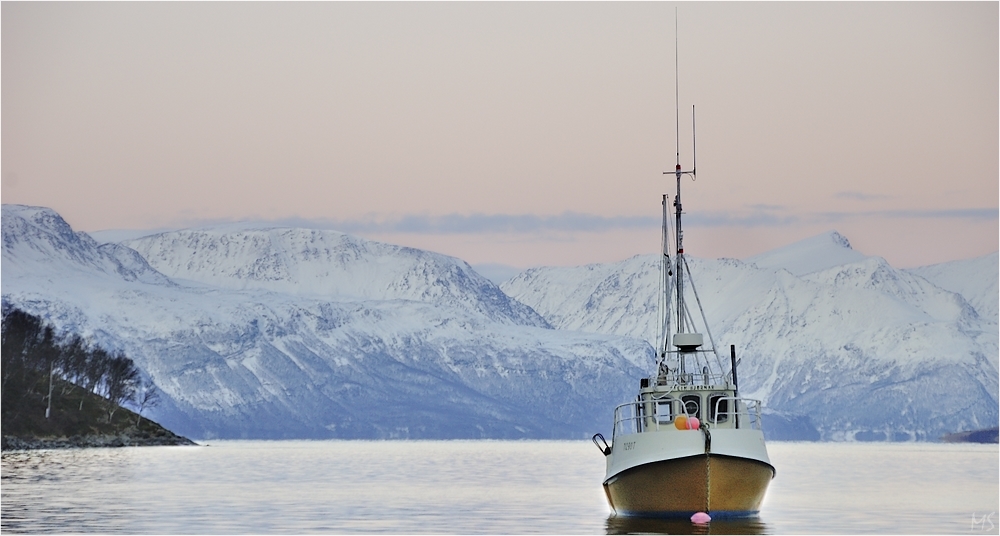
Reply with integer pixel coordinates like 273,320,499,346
705,453,711,512
702,424,712,513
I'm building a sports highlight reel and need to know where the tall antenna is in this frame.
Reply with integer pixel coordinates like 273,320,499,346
663,8,704,373
671,8,696,179
692,105,697,176
674,8,680,170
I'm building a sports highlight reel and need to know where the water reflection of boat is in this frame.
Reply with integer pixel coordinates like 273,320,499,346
591,25,775,518
606,514,768,535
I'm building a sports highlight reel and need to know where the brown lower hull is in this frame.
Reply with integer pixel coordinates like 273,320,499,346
604,454,774,517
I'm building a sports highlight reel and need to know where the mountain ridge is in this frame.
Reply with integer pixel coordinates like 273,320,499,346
502,232,998,441
2,204,647,440
4,204,996,441
122,225,548,328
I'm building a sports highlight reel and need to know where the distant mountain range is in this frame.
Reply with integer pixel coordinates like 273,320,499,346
2,205,648,440
502,232,998,441
2,204,997,441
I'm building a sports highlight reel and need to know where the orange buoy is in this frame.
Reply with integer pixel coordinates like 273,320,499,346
674,415,688,430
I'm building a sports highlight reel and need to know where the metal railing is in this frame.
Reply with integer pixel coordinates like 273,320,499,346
612,395,763,441
711,396,762,431
657,371,730,387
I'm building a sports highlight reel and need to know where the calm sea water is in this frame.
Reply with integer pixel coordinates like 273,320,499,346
1,440,997,534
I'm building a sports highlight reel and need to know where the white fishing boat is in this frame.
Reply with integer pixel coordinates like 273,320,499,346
592,35,774,517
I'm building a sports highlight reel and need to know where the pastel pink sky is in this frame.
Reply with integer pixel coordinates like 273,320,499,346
3,2,997,269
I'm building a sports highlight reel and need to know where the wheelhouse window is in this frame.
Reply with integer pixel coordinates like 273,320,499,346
708,394,729,423
655,399,674,424
681,394,701,420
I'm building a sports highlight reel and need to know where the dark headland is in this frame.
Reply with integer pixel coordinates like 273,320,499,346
2,374,195,450
2,308,195,451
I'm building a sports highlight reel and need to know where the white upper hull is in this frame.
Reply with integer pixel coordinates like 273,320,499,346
605,426,771,482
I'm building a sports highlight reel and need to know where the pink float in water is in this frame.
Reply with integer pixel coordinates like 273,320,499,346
690,511,712,524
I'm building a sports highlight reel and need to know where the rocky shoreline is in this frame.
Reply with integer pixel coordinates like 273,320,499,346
2,433,197,451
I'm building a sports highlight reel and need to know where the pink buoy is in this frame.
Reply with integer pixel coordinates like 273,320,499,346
688,417,700,430
691,511,712,524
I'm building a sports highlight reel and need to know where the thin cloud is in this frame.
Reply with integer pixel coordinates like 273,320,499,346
165,212,659,235
159,207,998,237
834,191,892,201
745,204,787,211
879,208,998,220
815,208,999,223
685,211,801,228
693,206,999,228
343,213,660,234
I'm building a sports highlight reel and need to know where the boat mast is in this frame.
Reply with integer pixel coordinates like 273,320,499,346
665,10,700,378
674,107,696,337
674,168,685,338
653,10,732,390
673,9,686,345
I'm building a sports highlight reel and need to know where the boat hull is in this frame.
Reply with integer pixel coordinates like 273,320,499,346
604,454,773,517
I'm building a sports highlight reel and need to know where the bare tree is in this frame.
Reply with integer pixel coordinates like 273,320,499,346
2,310,62,420
103,352,139,422
3,308,147,425
59,335,88,396
1,309,41,400
135,378,161,426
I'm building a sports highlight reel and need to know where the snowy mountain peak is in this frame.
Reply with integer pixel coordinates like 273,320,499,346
747,230,867,276
2,204,171,286
908,252,999,322
120,225,548,327
828,230,853,249
803,255,979,325
3,204,98,253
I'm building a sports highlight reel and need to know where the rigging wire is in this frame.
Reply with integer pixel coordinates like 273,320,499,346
681,255,728,375
661,194,676,359
657,196,669,363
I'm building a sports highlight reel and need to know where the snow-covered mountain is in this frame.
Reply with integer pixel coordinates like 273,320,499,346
2,205,650,440
502,231,999,441
907,252,999,323
2,205,173,287
745,231,868,276
121,226,547,327
5,204,996,442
